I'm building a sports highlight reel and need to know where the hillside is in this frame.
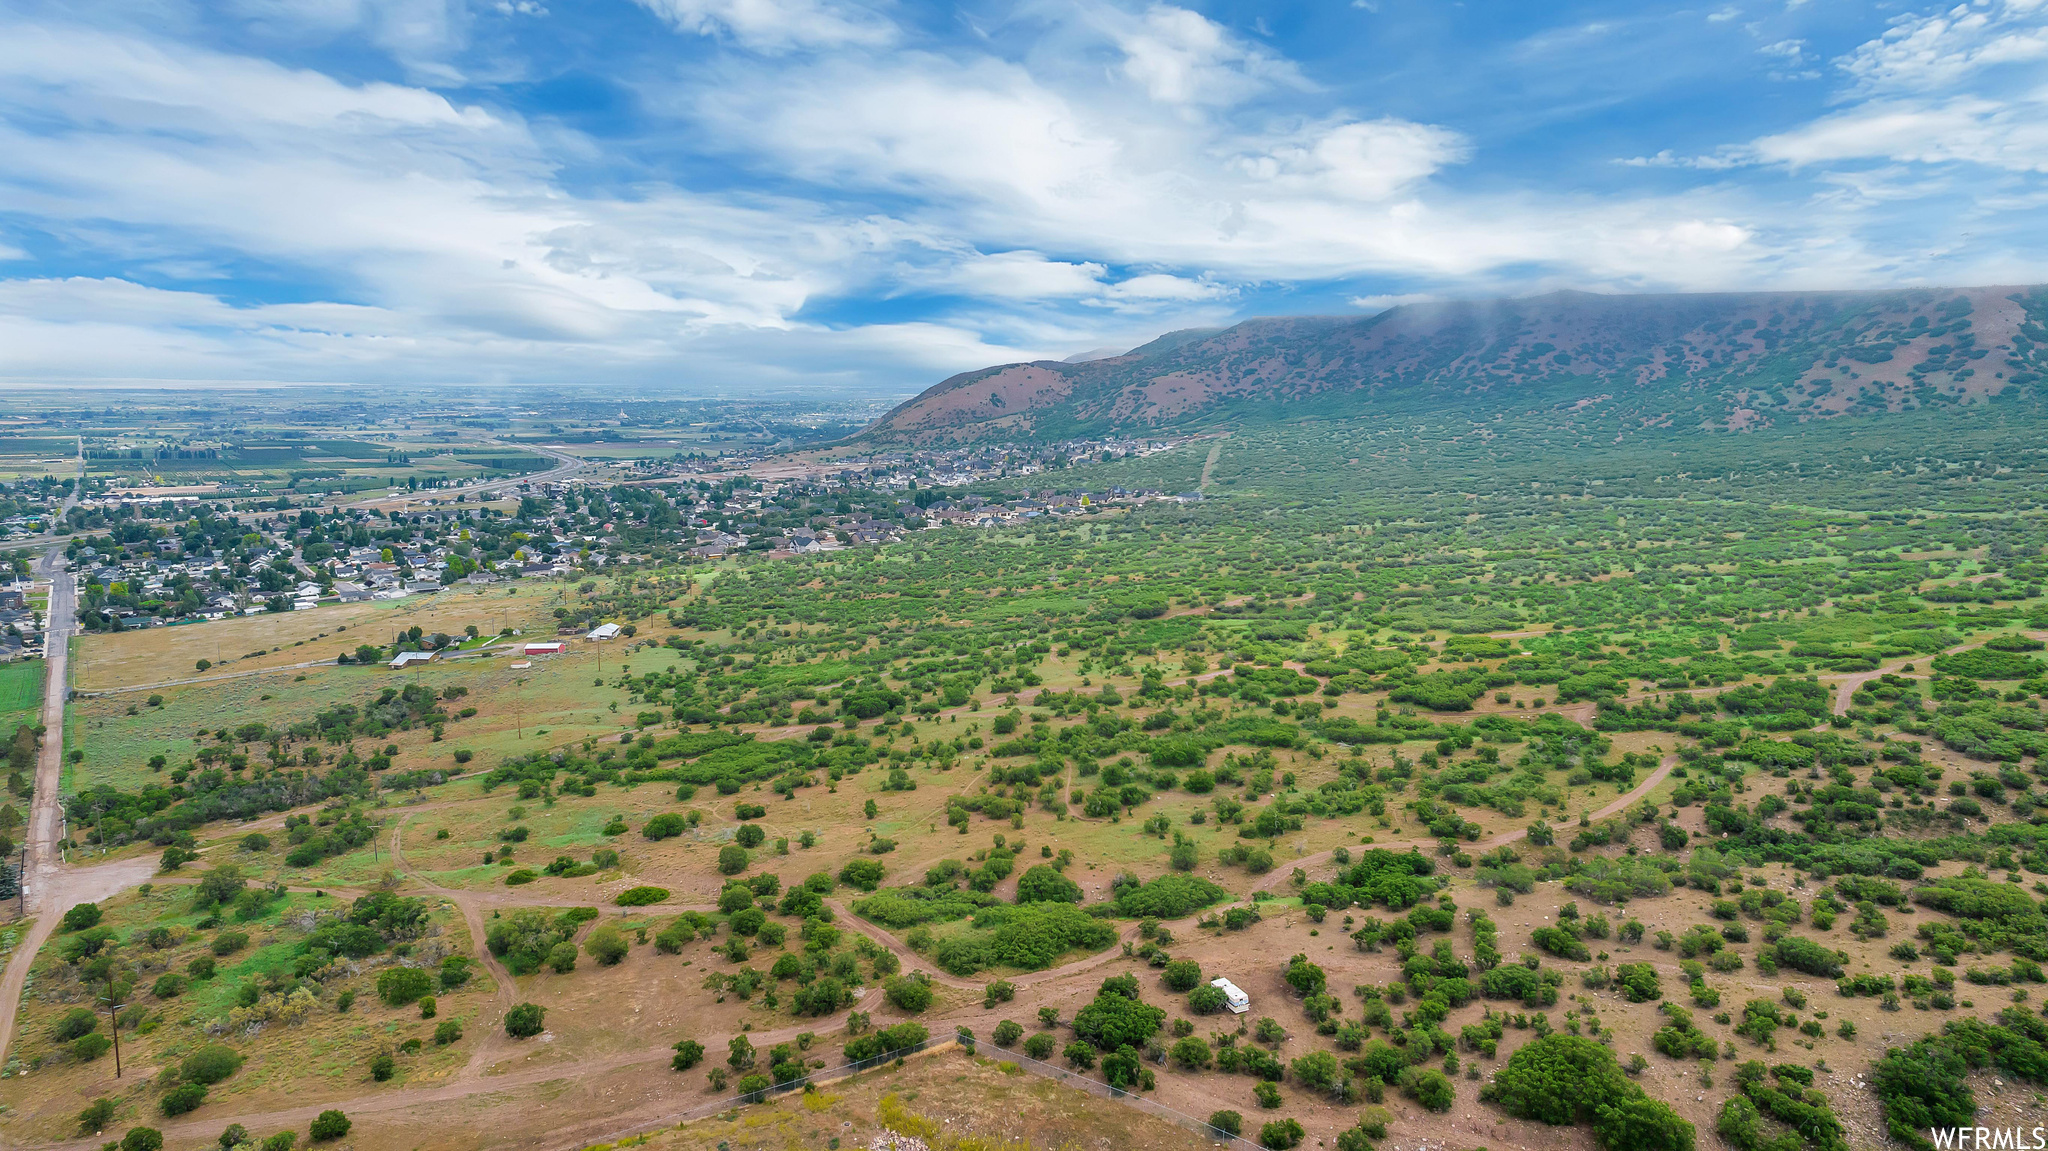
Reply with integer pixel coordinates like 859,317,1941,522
861,285,2048,443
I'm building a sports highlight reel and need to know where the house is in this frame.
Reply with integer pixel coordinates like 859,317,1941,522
1209,977,1249,1014
586,622,621,641
522,641,566,656
389,651,438,669
333,582,371,603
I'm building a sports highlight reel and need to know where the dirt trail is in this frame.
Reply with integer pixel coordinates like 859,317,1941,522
1197,436,1226,490
1249,751,1680,895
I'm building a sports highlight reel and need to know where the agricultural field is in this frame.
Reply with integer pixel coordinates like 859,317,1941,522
9,408,2048,1151
0,661,41,738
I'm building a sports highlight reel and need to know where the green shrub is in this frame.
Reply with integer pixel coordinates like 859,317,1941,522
52,1007,98,1042
376,968,433,1007
62,903,102,931
616,886,670,906
1113,874,1230,918
1162,959,1203,992
885,975,934,1012
71,1033,113,1061
1208,1110,1243,1137
77,1097,116,1135
160,1083,208,1117
1260,1118,1305,1149
1482,1033,1692,1151
181,1044,245,1085
121,1128,163,1151
505,1003,546,1038
585,925,629,966
310,1110,351,1141
1016,864,1084,904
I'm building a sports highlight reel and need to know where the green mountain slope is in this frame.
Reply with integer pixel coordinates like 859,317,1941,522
860,286,2048,444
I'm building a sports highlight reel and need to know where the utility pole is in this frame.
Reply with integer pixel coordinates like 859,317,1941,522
99,979,125,1078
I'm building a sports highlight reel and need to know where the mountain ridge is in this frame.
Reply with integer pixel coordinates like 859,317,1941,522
858,285,2048,444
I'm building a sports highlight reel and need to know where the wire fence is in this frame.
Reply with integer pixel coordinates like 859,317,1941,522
567,1028,1267,1151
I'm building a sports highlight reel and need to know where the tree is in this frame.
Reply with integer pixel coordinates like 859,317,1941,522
1290,1049,1343,1095
1188,984,1228,1014
1283,954,1326,997
1171,1036,1212,1069
1259,1119,1305,1150
1102,1044,1143,1089
1255,1016,1287,1047
1405,1068,1454,1112
1016,864,1083,903
585,925,628,966
376,968,432,1007
1615,962,1661,1003
1481,1033,1693,1151
121,1129,164,1151
885,975,933,1012
671,1039,705,1071
992,1020,1024,1047
1073,988,1166,1050
504,1003,546,1038
309,1111,351,1141
1062,1041,1096,1070
838,858,886,890
793,975,850,1016
546,941,578,973
1162,959,1203,992
61,902,101,931
1209,1111,1244,1137
718,844,750,875
728,1034,756,1071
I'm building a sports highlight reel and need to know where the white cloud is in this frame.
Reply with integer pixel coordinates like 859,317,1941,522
1708,6,1741,22
1108,5,1297,106
1240,118,1471,200
1347,292,1438,311
632,0,894,51
1837,0,2048,94
1749,94,2048,172
944,252,1109,300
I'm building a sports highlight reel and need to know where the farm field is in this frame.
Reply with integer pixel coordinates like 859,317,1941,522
69,585,567,693
0,661,41,737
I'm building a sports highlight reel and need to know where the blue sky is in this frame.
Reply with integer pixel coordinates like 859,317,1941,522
0,0,2044,392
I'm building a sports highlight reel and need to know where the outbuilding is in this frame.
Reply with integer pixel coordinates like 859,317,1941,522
522,641,567,656
586,622,621,641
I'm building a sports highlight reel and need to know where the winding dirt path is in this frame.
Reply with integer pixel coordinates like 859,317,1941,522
1249,750,1680,895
